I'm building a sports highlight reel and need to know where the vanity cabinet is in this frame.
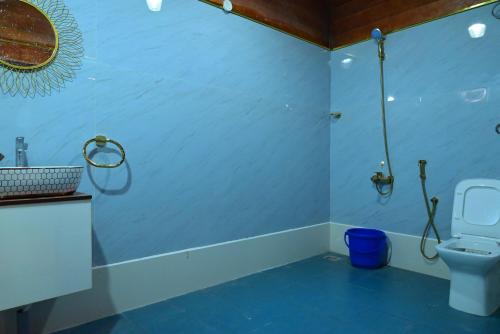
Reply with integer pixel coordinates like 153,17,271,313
0,194,92,311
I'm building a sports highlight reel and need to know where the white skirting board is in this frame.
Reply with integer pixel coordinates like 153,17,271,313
329,222,450,280
27,222,331,334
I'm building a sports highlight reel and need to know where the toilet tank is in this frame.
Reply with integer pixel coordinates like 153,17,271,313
451,179,500,239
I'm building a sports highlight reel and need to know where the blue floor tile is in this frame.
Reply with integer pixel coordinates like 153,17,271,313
55,254,500,334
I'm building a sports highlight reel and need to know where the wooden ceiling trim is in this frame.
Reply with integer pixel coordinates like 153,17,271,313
201,0,331,49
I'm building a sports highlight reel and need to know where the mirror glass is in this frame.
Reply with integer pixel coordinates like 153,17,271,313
0,0,58,69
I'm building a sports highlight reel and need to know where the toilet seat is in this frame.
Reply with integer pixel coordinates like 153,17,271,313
447,179,500,258
439,236,500,258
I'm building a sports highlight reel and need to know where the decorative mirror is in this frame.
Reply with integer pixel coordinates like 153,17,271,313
0,0,83,97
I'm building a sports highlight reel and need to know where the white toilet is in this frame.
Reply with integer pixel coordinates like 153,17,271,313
436,179,500,316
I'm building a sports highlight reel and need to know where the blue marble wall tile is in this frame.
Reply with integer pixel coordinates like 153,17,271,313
330,3,500,238
0,0,330,265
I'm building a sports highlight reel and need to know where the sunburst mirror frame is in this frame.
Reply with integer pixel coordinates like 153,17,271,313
0,0,84,98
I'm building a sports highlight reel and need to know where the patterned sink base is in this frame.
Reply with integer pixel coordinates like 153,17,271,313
0,167,83,199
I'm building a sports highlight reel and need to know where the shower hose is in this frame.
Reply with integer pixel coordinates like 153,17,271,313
419,161,441,260
375,48,394,196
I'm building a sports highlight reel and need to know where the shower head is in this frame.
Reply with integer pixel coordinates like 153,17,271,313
371,28,385,41
372,28,386,60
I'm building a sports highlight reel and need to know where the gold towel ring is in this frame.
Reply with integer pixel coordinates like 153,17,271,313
83,135,126,168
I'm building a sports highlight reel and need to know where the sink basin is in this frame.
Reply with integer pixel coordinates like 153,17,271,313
0,166,83,199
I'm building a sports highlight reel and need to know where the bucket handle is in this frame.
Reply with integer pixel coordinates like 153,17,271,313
344,231,387,254
344,232,349,248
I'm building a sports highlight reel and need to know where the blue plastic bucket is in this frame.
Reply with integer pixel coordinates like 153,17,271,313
344,228,388,269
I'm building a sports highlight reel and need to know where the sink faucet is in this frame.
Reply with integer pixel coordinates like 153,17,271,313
16,137,28,167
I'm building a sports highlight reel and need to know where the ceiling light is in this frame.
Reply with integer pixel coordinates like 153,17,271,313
223,0,233,12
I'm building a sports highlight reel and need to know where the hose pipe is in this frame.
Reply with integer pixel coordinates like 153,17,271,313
418,160,442,260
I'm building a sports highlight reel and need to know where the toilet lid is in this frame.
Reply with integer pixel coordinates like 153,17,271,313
451,179,500,239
